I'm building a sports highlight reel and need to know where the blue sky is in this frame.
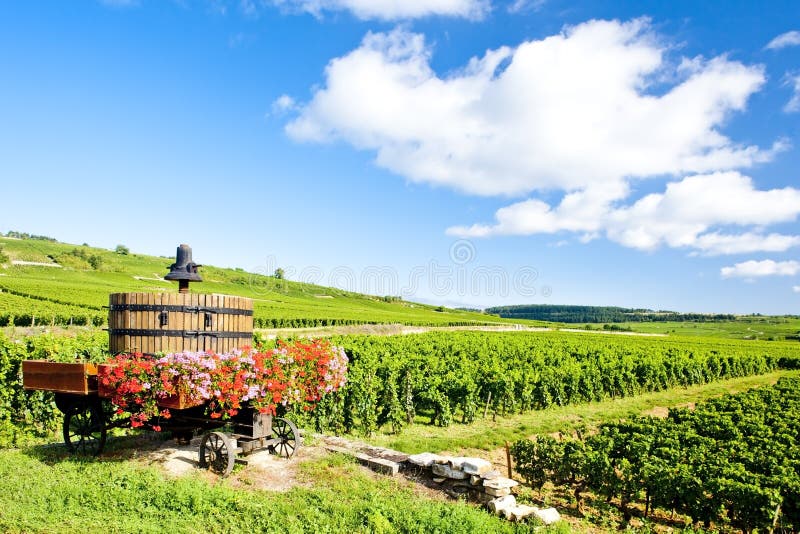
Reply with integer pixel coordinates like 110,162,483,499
1,1,799,314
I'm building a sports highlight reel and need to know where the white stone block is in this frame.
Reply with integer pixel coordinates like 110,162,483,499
482,470,501,480
462,458,493,475
449,456,468,469
504,504,538,522
488,495,516,515
534,507,561,525
431,462,468,479
407,452,442,467
485,486,512,497
483,477,519,490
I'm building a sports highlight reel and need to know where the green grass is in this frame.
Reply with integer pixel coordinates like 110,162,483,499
611,317,800,340
0,236,543,329
361,370,799,455
0,446,546,534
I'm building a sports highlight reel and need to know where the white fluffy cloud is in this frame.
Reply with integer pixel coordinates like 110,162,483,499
287,20,777,198
448,172,800,254
271,0,489,20
785,74,800,113
271,94,297,115
794,285,800,293
721,260,800,279
766,30,800,50
284,20,795,255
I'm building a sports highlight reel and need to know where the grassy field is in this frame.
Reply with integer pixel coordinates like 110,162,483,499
4,369,793,534
0,236,536,328
616,317,800,340
0,446,553,534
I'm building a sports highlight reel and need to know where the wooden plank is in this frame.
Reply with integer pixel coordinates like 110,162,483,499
123,292,132,354
142,293,152,354
135,293,143,354
153,292,162,355
175,292,185,353
22,361,98,394
193,293,200,353
209,294,218,354
108,294,117,354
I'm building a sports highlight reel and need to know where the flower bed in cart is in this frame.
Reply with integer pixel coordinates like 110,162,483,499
98,339,348,430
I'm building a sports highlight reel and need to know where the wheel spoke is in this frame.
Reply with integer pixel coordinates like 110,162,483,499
63,402,106,456
198,431,235,477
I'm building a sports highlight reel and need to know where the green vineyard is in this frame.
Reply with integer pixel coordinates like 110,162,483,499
512,377,800,531
4,330,798,446
310,331,799,436
0,236,526,328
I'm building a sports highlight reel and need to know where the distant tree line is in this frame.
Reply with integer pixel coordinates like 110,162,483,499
2,231,57,242
485,304,736,323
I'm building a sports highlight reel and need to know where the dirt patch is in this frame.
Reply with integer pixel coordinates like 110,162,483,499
127,434,324,492
643,402,695,418
643,406,669,418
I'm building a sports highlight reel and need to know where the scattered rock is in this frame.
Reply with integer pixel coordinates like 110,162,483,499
533,507,561,525
363,456,401,476
485,486,512,497
483,477,519,490
432,462,468,480
449,457,468,469
504,504,538,522
322,439,561,525
407,452,441,467
488,495,516,515
462,458,493,475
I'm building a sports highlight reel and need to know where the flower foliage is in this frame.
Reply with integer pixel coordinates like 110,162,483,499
97,339,348,428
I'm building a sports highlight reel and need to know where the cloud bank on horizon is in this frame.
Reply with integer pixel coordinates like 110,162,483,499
282,19,799,266
721,260,800,279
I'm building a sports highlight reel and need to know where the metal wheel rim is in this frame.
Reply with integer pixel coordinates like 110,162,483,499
63,403,106,456
271,417,299,458
199,431,235,476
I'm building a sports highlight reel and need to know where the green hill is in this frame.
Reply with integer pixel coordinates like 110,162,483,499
0,235,530,328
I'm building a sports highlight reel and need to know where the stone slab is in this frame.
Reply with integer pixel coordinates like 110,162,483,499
462,458,493,475
432,462,468,480
483,477,519,490
407,452,442,467
488,495,516,515
504,504,538,522
485,486,512,497
534,507,561,525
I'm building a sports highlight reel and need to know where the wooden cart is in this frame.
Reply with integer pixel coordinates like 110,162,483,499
22,360,300,477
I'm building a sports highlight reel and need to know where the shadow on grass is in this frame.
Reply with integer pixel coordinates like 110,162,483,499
22,430,178,466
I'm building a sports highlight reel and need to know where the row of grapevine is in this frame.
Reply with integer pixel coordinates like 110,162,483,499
0,331,109,444
0,292,105,327
511,377,800,531
3,329,798,447
300,331,797,436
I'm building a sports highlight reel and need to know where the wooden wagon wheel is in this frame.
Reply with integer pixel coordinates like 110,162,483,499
198,431,236,477
270,417,300,458
62,400,107,456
